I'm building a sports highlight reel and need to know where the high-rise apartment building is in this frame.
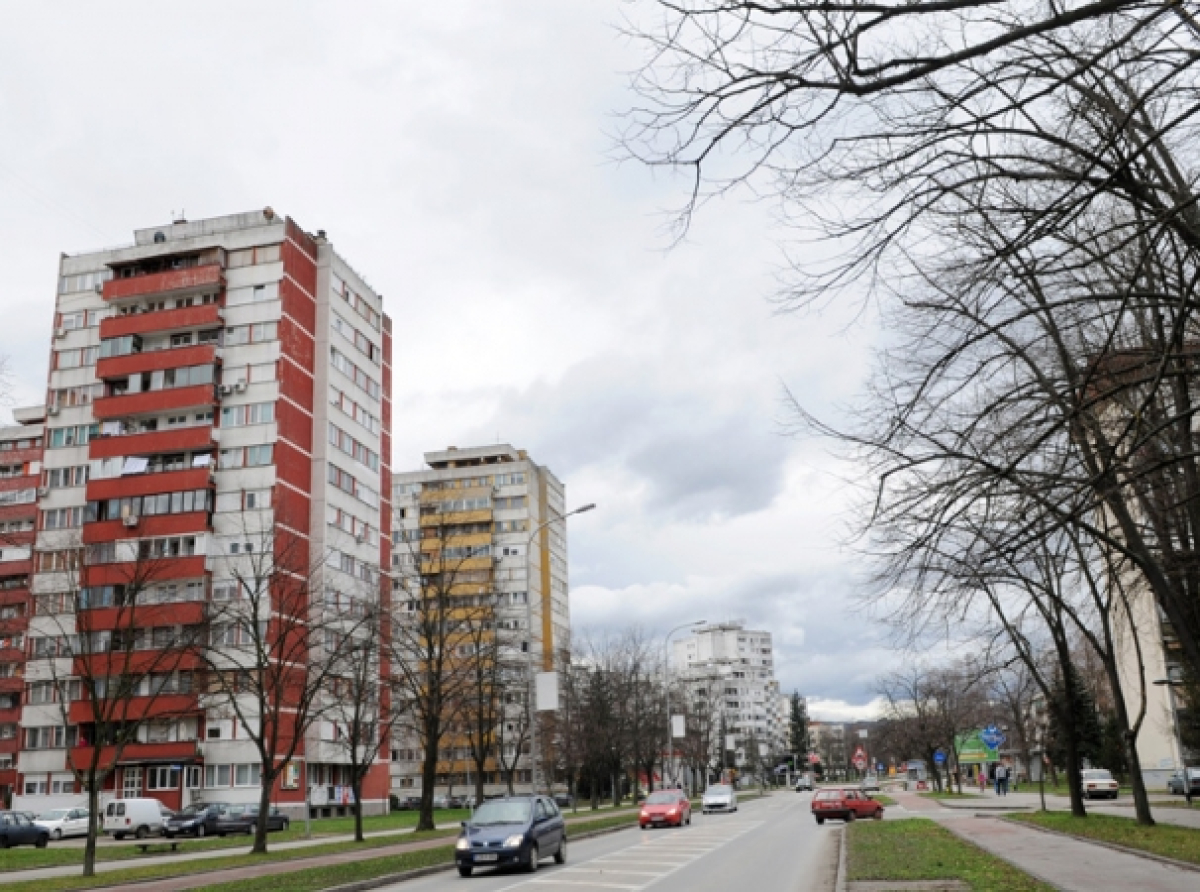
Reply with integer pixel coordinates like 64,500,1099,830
390,445,569,794
13,208,392,817
0,408,45,808
672,621,788,770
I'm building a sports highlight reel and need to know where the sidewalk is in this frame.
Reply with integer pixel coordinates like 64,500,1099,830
951,816,1199,892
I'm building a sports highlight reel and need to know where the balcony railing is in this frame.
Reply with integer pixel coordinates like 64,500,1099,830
102,265,224,302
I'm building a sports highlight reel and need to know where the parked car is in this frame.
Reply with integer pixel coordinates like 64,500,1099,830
454,795,566,877
701,784,737,814
393,796,422,811
164,802,230,838
436,795,467,809
1167,767,1200,797
860,776,881,792
1080,769,1120,800
811,788,883,824
553,793,574,808
103,798,167,840
794,774,814,792
639,789,691,829
0,811,49,848
34,807,90,840
215,805,290,836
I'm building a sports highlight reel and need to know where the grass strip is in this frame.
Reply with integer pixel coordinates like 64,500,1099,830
848,818,1054,892
920,789,984,800
1009,811,1200,867
870,793,897,807
0,829,457,892
0,810,473,872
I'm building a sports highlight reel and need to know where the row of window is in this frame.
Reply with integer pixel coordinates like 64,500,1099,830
219,444,273,469
49,383,104,408
329,422,379,472
330,347,380,400
328,464,379,508
108,364,215,395
225,321,277,346
47,424,98,449
44,465,88,488
0,438,41,452
220,401,274,427
327,506,377,544
0,488,35,506
87,489,214,522
330,387,380,435
331,273,382,331
331,312,380,364
334,550,379,585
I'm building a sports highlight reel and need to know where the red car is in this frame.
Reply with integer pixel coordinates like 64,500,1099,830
639,789,691,829
811,788,883,824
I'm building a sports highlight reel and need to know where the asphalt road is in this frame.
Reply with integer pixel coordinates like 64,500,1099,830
379,792,840,892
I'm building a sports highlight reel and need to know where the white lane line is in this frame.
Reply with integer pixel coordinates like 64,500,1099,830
527,881,641,890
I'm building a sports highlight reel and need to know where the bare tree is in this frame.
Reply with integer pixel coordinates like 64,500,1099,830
35,539,199,876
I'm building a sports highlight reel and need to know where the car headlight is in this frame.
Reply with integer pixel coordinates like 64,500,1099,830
503,834,525,848
456,837,471,850
667,809,677,815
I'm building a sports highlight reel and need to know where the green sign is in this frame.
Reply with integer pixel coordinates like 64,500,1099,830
956,730,998,763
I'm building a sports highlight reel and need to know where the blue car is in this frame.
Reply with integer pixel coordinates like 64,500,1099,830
454,795,566,877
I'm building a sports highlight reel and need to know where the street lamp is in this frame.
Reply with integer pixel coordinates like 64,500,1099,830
664,619,706,790
523,502,596,794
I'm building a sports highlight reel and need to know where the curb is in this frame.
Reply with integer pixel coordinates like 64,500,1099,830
999,815,1200,876
835,823,847,892
316,821,640,892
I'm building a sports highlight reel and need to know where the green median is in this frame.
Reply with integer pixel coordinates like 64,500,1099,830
1008,812,1200,867
848,818,1053,892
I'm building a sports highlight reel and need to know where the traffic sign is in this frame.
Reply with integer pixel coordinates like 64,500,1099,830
852,746,867,770
808,752,821,764
980,725,1007,750
933,749,946,765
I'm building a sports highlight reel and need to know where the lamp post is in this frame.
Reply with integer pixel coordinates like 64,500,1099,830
663,619,706,791
523,502,595,794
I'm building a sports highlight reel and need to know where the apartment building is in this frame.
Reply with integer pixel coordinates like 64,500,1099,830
672,621,788,771
0,409,44,808
390,444,569,794
14,208,392,817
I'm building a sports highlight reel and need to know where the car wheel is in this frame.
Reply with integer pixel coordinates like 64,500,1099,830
36,834,49,849
282,819,290,831
458,865,473,877
196,824,206,838
135,826,149,840
114,833,126,841
845,811,856,823
873,809,883,820
52,829,63,840
526,843,539,872
165,833,175,839
686,814,691,826
815,817,824,825
217,832,225,838
555,838,567,864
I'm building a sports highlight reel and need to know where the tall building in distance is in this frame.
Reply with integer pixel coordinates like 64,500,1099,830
0,409,45,808
390,445,569,794
15,208,392,817
672,621,788,772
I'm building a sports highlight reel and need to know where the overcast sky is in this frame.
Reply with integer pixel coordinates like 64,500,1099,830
0,2,937,720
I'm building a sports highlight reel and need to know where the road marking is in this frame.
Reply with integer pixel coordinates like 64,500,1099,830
493,820,762,892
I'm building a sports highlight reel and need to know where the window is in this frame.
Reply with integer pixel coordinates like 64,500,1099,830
42,506,86,530
235,763,262,787
147,766,180,790
47,424,98,449
327,464,379,507
328,423,379,471
0,488,35,506
98,335,142,359
55,346,99,369
86,488,212,522
205,764,232,787
220,402,275,428
187,766,202,789
45,465,89,488
330,347,381,400
224,322,278,346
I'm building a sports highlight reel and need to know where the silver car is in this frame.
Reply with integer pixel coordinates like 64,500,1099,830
701,784,738,814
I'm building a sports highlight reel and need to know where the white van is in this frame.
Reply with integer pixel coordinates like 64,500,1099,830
103,798,166,840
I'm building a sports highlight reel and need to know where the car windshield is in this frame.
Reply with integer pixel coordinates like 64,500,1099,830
814,790,842,800
646,792,679,804
705,786,731,796
39,810,69,820
1082,770,1114,780
471,800,531,826
175,805,201,817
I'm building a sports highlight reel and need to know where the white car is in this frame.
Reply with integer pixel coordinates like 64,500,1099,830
1081,769,1119,800
701,784,738,813
35,807,90,840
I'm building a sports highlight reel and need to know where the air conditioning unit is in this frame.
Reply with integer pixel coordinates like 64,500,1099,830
234,380,247,393
54,327,67,339
122,515,140,528
218,384,234,396
36,487,49,498
94,283,104,294
46,406,59,416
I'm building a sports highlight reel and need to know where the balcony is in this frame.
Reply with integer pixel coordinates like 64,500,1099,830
92,385,215,421
419,508,492,528
72,651,202,684
100,303,222,339
89,425,216,459
83,513,211,544
83,556,207,587
96,344,219,381
102,265,224,303
73,599,205,633
0,677,22,695
68,739,201,770
87,467,212,502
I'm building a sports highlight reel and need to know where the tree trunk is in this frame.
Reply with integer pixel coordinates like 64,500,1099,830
253,771,273,854
83,773,101,877
351,768,365,842
417,729,439,833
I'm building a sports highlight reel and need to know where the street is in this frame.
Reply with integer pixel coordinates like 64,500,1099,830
381,793,839,892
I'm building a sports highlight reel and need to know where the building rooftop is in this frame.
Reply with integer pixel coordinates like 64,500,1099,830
423,444,525,469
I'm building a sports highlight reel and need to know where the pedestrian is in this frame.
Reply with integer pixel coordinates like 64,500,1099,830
978,767,986,794
994,763,1007,796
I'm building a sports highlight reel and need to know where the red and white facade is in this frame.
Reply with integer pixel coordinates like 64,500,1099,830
13,208,392,817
